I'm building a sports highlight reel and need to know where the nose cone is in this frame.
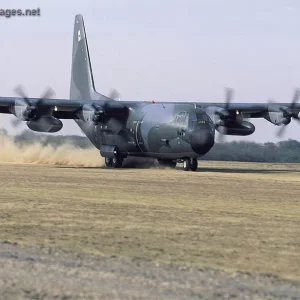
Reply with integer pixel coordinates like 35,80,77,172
190,129,215,155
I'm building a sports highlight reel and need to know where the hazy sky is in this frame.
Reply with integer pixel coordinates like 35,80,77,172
0,0,300,142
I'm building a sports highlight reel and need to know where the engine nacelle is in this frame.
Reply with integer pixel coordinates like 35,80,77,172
27,117,63,133
216,120,255,136
263,111,291,126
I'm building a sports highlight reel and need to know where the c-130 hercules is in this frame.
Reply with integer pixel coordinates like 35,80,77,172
1,14,300,171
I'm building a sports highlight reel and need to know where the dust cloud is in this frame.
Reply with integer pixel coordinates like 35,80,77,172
0,134,104,167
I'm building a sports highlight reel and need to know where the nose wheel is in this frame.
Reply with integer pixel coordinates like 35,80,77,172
183,158,198,172
112,156,123,168
105,155,123,168
105,157,113,168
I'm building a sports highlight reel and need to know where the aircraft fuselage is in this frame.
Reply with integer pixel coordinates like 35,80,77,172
76,102,215,161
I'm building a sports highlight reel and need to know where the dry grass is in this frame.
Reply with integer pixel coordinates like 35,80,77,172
0,161,300,280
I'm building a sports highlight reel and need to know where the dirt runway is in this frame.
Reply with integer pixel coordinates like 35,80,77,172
1,161,300,299
1,241,300,299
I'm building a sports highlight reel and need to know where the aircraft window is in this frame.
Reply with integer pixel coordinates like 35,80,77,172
188,113,197,128
175,112,189,126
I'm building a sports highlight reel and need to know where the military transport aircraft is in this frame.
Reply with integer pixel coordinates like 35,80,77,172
0,14,300,171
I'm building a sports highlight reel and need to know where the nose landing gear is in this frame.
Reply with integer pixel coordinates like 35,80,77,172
101,145,124,169
104,155,123,168
183,158,198,172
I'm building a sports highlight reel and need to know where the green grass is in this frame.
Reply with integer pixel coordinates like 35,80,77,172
1,161,300,280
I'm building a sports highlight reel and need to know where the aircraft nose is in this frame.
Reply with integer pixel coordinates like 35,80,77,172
190,129,215,155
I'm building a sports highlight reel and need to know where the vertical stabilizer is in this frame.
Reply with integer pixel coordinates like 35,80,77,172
70,14,109,101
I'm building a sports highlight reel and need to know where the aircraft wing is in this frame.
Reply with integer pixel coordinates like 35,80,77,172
196,102,300,118
0,96,80,119
0,96,127,120
1,96,300,120
194,88,300,131
0,93,131,133
1,90,300,135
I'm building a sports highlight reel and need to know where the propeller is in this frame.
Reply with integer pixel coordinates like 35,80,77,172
11,117,23,128
216,87,234,143
81,102,124,133
11,84,56,128
39,86,55,100
108,88,121,101
225,87,234,111
94,88,123,133
274,89,300,138
91,103,105,124
14,84,29,101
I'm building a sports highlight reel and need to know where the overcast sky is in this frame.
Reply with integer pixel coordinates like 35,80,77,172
0,0,300,142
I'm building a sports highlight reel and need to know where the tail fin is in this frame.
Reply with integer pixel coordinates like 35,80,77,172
70,14,109,101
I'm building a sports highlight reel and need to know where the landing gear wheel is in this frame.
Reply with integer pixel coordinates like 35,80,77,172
183,159,191,171
105,158,113,168
112,156,123,168
190,158,198,172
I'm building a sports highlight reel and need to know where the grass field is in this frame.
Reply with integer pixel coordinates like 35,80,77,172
1,161,300,280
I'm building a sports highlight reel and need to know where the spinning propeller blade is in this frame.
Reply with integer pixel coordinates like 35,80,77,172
275,88,300,138
217,87,235,143
108,88,121,101
14,84,30,104
40,86,56,100
10,84,56,128
10,117,22,128
225,87,234,111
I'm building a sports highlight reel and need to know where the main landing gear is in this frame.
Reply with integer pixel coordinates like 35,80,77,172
182,158,198,172
105,155,123,168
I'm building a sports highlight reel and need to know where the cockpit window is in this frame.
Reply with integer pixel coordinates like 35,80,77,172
175,111,189,127
188,113,197,129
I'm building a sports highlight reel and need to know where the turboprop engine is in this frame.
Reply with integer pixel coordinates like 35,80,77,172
204,88,255,137
206,105,256,136
10,85,63,132
265,89,300,137
12,96,63,132
263,109,291,126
